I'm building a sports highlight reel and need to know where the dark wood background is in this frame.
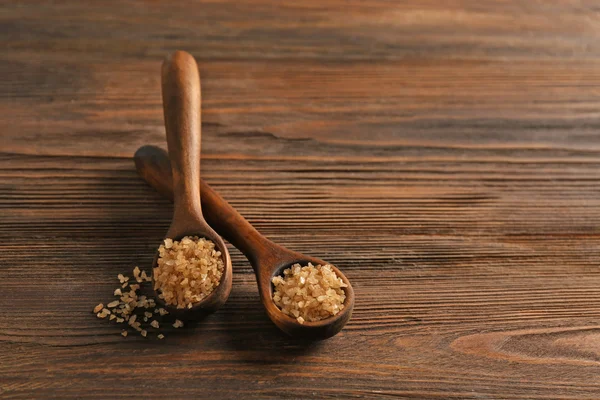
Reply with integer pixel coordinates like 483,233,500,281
2,1,600,398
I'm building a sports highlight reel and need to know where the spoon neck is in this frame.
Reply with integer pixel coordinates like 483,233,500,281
224,228,278,271
172,180,203,220
250,237,287,269
198,179,278,266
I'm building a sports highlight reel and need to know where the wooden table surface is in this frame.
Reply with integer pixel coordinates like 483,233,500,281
2,1,600,398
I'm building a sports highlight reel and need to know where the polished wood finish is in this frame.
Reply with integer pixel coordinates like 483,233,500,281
135,145,354,339
156,51,232,318
3,1,600,398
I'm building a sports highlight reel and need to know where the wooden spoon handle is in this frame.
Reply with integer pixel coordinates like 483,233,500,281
161,51,202,219
134,145,280,268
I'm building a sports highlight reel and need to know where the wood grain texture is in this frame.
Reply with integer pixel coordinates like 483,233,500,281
2,0,600,398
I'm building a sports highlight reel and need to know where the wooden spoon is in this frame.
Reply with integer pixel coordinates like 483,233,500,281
134,145,354,339
153,51,232,319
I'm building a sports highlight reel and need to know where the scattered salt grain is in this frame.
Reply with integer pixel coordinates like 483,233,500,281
141,270,152,282
107,300,120,308
173,319,184,328
94,266,187,339
133,266,142,283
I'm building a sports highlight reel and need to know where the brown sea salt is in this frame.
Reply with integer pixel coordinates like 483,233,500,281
97,308,111,319
93,266,180,339
141,270,151,282
107,300,120,308
153,236,224,309
133,266,142,283
173,319,184,328
271,263,347,324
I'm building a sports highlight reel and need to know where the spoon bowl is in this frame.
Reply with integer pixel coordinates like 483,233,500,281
151,229,232,320
135,145,354,339
258,250,354,339
152,51,232,319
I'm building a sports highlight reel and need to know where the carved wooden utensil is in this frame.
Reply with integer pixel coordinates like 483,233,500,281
152,51,232,319
135,145,354,339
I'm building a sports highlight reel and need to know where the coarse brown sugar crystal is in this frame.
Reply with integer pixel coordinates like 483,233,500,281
93,266,185,339
173,319,184,328
271,263,347,324
153,236,224,309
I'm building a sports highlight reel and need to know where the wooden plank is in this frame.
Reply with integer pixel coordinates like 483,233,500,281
2,0,600,398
